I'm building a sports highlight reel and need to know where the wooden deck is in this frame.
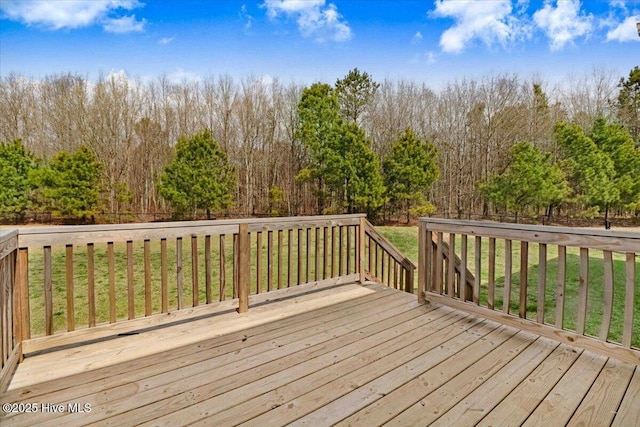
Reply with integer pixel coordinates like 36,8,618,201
1,280,638,427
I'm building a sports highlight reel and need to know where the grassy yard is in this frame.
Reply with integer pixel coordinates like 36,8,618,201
20,225,640,348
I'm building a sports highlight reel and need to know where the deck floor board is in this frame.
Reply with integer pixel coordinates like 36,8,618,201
1,281,638,427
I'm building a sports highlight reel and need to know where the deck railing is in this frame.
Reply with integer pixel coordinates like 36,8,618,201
0,215,414,352
363,223,416,292
418,218,640,365
0,229,22,391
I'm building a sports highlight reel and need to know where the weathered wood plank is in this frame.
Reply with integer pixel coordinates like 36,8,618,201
477,343,582,427
568,357,635,426
612,366,640,427
521,351,608,427
176,237,183,309
474,236,481,304
447,233,455,298
219,235,226,301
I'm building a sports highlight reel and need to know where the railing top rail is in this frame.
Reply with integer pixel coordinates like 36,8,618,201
16,214,366,248
0,228,19,260
420,218,640,252
0,228,19,242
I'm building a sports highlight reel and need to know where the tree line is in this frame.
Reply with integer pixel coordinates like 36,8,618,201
1,66,639,223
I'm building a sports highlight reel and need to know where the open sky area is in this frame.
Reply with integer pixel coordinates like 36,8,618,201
0,0,638,87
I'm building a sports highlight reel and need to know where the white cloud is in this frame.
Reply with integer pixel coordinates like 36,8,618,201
103,14,145,33
431,0,528,53
0,0,145,33
412,31,423,44
168,68,201,84
159,36,175,45
262,0,351,42
240,4,254,31
533,0,594,51
606,15,640,41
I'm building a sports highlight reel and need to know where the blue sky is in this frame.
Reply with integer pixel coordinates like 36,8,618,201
0,0,638,87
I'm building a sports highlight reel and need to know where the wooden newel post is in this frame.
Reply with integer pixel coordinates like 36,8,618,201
358,217,366,283
237,223,250,313
418,222,426,304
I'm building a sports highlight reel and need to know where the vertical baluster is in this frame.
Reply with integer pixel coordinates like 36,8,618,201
474,236,481,304
126,241,134,320
447,233,455,298
256,231,263,294
277,230,283,289
87,243,96,326
144,240,152,315
108,242,116,323
600,250,614,341
205,235,212,303
487,237,495,309
576,247,589,335
288,229,293,287
233,233,238,298
219,234,226,301
66,244,75,331
555,245,566,328
435,232,444,295
622,253,635,348
191,235,199,307
503,239,512,314
519,241,528,319
267,231,273,292
297,228,302,286
323,227,328,280
460,234,468,302
176,237,183,309
306,227,311,282
536,243,547,324
161,238,168,312
237,223,250,313
331,226,337,278
346,226,351,274
315,227,320,281
44,246,53,335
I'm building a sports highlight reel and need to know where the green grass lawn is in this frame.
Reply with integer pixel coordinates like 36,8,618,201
22,225,639,348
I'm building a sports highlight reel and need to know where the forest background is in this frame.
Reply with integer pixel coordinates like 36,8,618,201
1,66,639,225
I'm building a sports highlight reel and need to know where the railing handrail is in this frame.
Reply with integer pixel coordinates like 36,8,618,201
0,229,19,260
422,218,640,252
16,214,367,248
364,220,416,271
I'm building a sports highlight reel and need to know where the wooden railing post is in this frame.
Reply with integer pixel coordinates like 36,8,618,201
16,247,30,344
237,223,250,313
418,221,426,303
358,217,366,283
